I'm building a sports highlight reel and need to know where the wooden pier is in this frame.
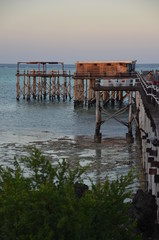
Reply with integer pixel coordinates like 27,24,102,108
73,61,137,143
135,73,159,221
73,61,159,221
73,61,136,108
16,60,159,221
16,62,73,101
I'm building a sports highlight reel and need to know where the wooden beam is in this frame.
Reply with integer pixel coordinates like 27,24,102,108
94,86,138,92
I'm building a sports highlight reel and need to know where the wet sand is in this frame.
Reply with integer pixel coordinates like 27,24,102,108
0,133,146,190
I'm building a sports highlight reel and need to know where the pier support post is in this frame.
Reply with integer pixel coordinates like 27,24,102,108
88,79,91,107
126,91,134,143
38,77,40,101
88,79,96,107
69,70,71,100
33,71,36,100
16,72,20,100
74,79,84,107
54,76,56,99
51,76,54,100
85,79,88,106
118,91,123,105
40,77,43,100
23,70,25,99
63,71,66,101
27,74,30,101
74,79,77,107
94,80,102,143
49,76,51,100
103,92,110,106
57,71,60,101
80,79,84,107
44,78,46,100
111,91,115,106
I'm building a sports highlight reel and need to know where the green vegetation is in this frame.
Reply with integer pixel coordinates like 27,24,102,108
0,147,141,240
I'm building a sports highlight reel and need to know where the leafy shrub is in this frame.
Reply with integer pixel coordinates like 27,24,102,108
0,147,141,240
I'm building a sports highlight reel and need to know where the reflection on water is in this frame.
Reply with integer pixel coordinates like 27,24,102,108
95,148,102,185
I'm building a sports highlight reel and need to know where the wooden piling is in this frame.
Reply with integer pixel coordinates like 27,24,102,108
27,74,30,101
102,80,108,105
16,73,20,100
74,79,84,107
102,90,110,106
94,80,102,143
51,76,54,100
76,80,80,106
85,79,88,106
80,79,84,107
126,91,134,143
38,77,40,101
40,77,43,100
65,75,68,100
118,91,123,104
92,79,95,100
74,79,77,107
23,70,25,99
69,70,71,100
88,79,91,107
49,76,51,100
44,77,46,99
128,91,133,134
33,71,36,99
54,76,56,99
63,71,66,101
111,91,115,105
57,71,60,101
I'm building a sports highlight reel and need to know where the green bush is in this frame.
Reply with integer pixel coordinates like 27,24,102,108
0,147,141,240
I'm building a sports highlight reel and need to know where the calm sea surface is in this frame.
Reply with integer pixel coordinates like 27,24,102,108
0,63,158,188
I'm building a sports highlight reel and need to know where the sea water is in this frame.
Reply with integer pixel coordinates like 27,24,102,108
0,63,158,188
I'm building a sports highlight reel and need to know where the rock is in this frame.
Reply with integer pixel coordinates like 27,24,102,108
130,189,157,238
74,182,88,198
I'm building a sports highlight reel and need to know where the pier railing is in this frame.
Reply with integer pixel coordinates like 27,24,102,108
74,71,137,79
17,70,71,78
137,72,159,107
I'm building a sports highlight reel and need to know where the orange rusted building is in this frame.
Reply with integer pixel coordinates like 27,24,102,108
75,60,136,78
74,60,136,108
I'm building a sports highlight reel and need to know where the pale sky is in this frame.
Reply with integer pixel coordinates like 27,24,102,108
0,0,159,63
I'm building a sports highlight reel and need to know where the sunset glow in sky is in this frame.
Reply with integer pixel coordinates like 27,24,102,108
0,0,159,63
